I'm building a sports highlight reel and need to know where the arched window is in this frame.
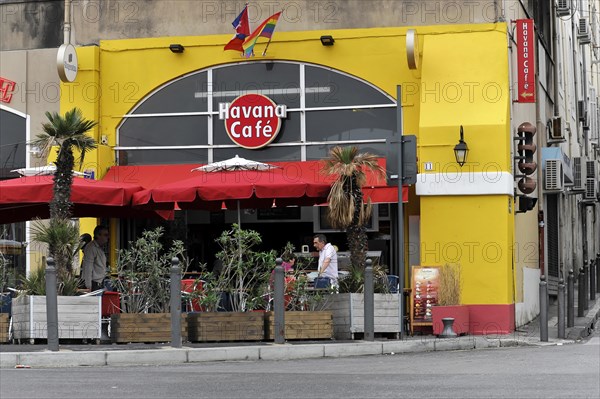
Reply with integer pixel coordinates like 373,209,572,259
117,62,396,165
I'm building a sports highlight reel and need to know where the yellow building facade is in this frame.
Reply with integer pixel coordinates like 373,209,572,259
63,22,516,333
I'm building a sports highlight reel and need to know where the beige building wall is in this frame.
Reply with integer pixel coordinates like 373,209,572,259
1,0,502,50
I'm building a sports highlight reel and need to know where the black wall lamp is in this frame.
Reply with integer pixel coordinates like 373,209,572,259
320,35,335,46
169,44,185,53
453,125,469,167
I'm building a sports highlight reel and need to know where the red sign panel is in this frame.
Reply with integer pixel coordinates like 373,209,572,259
0,76,16,104
219,94,287,149
516,19,535,103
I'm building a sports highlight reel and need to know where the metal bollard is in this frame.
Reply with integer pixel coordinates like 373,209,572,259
364,259,374,341
590,259,596,301
567,270,574,328
45,257,59,352
273,258,285,344
539,275,548,342
557,278,565,339
578,267,585,317
170,257,182,348
583,261,589,311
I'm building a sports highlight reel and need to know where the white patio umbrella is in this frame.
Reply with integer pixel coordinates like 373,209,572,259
11,164,86,177
191,155,278,228
191,155,278,173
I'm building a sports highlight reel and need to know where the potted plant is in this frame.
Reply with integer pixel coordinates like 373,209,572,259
188,225,270,342
110,227,189,343
12,108,101,343
318,146,402,339
431,263,469,336
0,254,11,343
264,243,334,341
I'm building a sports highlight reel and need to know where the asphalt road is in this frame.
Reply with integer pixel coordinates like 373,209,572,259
1,329,598,399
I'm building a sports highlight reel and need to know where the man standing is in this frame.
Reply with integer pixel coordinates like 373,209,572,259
313,234,338,283
82,225,109,291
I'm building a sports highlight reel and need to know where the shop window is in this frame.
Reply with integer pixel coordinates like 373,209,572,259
304,66,394,108
0,108,26,178
133,71,208,114
305,108,396,142
305,143,388,161
118,148,208,166
119,116,208,147
214,146,300,163
211,62,300,109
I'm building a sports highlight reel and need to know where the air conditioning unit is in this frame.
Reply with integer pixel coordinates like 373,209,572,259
545,159,564,191
572,157,586,192
556,0,571,16
583,160,598,202
578,19,592,44
549,116,565,141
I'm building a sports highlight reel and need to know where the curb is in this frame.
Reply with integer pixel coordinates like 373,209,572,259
0,335,567,369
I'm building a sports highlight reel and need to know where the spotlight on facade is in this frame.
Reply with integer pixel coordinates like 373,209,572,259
453,125,469,167
320,35,335,46
169,44,185,53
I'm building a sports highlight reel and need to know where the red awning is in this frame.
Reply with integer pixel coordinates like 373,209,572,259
102,159,408,209
0,176,165,224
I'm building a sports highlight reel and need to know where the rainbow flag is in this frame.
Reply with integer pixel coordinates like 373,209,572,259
242,11,282,57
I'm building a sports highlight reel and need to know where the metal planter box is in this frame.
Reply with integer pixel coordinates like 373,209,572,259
12,295,101,342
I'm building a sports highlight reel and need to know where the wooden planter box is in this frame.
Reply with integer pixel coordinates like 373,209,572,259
265,311,333,340
110,313,188,343
187,312,264,342
12,295,101,341
0,313,9,343
432,305,470,336
323,293,401,340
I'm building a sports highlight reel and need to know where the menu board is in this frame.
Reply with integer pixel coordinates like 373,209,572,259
410,266,440,329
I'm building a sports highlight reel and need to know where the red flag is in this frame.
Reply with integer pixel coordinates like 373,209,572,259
224,4,250,52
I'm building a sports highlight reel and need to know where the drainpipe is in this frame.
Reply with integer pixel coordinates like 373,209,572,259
64,0,71,44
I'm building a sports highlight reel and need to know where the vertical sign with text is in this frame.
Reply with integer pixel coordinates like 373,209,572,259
516,19,535,103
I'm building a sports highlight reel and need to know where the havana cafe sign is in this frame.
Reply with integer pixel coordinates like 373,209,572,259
219,93,287,149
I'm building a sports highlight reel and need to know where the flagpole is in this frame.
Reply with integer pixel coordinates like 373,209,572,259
261,39,273,57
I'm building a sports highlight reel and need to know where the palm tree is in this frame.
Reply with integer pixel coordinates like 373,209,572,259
322,146,385,269
30,108,97,277
31,108,97,220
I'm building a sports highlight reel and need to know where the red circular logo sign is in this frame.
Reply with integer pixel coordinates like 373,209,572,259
221,94,286,149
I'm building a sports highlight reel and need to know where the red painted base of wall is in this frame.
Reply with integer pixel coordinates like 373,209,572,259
468,304,515,335
432,306,470,335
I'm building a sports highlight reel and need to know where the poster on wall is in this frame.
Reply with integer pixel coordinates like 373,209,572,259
410,266,440,330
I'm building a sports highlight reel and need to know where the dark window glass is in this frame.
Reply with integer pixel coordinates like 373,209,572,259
305,66,395,108
213,111,301,145
0,109,26,178
118,149,208,166
306,108,396,142
306,143,387,161
133,72,208,114
119,116,208,147
212,63,300,108
214,146,301,162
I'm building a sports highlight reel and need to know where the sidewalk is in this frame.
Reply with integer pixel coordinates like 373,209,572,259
1,298,598,369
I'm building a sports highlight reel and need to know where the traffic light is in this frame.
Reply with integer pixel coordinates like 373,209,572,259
514,122,537,195
518,196,537,212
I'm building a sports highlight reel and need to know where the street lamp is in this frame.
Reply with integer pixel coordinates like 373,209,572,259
454,125,469,167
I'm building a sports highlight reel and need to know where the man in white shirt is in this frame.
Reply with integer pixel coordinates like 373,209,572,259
82,225,109,291
313,234,338,283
